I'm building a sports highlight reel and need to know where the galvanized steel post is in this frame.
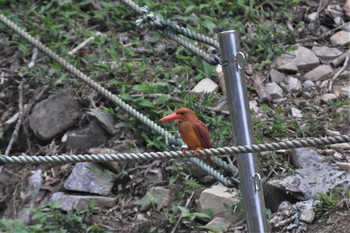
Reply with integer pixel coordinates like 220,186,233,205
218,30,269,232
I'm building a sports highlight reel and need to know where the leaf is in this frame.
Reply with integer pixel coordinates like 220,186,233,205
136,99,154,108
177,206,191,218
155,94,171,105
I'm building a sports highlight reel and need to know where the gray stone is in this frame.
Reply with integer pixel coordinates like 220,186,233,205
50,192,116,212
205,217,231,232
64,162,116,195
28,89,83,140
192,78,219,94
303,65,334,81
275,46,319,73
265,82,284,99
62,119,110,153
284,77,302,93
279,148,350,200
88,109,117,135
329,143,350,150
249,100,259,113
341,86,350,97
139,186,173,211
270,69,286,83
338,70,350,79
291,107,303,118
330,31,350,46
311,46,343,60
303,80,315,90
336,162,350,171
199,184,243,223
299,209,315,223
321,93,337,103
306,12,318,22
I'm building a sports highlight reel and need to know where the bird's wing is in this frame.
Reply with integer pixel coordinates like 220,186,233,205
192,120,212,148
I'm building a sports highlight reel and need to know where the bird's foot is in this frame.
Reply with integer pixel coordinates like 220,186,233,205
193,147,204,156
181,148,189,155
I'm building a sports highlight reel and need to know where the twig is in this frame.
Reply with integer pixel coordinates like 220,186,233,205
328,50,350,92
28,36,40,68
4,77,25,156
171,191,194,233
321,21,350,38
68,32,101,55
331,52,348,67
130,93,183,103
251,73,271,102
315,0,330,19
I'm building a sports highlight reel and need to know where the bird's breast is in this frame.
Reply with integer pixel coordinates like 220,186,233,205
178,121,203,149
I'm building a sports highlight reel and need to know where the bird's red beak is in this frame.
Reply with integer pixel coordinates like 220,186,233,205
160,112,182,122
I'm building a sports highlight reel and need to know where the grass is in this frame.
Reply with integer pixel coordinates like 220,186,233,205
2,0,348,231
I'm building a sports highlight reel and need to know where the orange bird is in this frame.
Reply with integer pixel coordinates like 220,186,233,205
160,108,215,167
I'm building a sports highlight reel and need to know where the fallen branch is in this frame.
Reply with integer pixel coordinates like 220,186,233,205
251,73,271,102
4,77,25,156
28,36,40,68
68,32,101,55
170,191,194,233
328,50,350,92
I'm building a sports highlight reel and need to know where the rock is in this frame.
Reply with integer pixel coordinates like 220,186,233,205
299,209,315,223
62,119,110,153
275,46,319,73
88,109,117,135
321,93,337,103
329,143,350,150
330,31,350,46
263,180,298,212
333,151,344,160
283,77,302,94
303,65,334,81
205,217,231,232
139,186,172,211
311,46,343,60
279,148,350,200
270,69,286,83
50,192,116,212
325,129,341,136
64,162,116,195
306,12,318,22
303,80,315,90
341,86,350,98
345,0,350,17
192,78,219,94
28,89,83,140
265,82,284,99
291,107,303,118
336,162,350,171
89,148,122,174
338,70,350,79
199,184,243,223
249,100,260,113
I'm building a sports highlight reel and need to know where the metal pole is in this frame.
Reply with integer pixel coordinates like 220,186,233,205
218,30,269,232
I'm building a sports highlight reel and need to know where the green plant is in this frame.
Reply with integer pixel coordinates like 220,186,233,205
169,204,213,229
315,192,340,213
0,201,106,233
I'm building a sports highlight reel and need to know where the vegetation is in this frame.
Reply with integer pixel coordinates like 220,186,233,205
1,0,349,231
0,201,106,233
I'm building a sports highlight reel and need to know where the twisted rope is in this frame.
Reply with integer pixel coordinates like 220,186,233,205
0,13,175,143
2,135,349,163
0,13,234,185
119,0,220,64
